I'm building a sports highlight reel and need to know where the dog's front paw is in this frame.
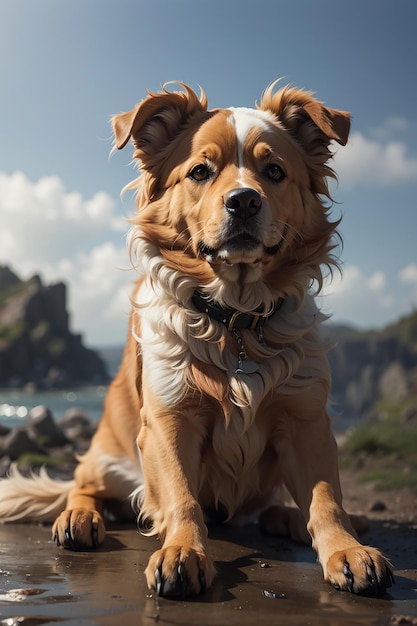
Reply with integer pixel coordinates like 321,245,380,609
326,546,394,596
52,508,106,550
145,546,215,598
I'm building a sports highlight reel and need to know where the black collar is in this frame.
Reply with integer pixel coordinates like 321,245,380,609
192,290,281,332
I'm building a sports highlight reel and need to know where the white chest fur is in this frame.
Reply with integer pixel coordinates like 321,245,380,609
134,275,326,427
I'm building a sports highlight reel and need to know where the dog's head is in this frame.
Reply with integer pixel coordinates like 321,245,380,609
112,82,350,302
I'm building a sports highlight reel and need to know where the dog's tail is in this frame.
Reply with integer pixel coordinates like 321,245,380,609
0,465,75,523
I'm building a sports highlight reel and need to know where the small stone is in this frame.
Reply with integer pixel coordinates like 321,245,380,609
0,424,10,437
60,408,95,441
0,427,47,460
391,615,417,625
263,589,286,599
370,500,387,512
28,406,68,447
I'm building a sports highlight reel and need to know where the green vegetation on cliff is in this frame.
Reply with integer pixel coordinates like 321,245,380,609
0,266,108,388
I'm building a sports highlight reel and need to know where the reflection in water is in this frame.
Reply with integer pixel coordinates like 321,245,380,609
0,523,414,624
0,386,107,427
0,589,45,602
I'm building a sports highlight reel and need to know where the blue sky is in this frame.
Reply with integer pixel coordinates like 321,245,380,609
1,0,417,346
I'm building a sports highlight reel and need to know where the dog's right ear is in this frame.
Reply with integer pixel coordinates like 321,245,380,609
112,83,207,159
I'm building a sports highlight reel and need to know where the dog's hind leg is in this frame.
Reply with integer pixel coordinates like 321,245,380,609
52,485,106,550
260,505,369,545
52,333,144,551
52,442,109,550
52,433,142,550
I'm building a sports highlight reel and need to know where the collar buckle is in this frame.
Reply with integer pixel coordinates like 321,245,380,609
227,310,266,331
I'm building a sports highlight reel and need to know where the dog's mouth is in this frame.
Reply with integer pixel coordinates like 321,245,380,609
225,234,260,251
198,231,285,265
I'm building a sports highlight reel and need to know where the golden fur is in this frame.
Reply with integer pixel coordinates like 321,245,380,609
0,82,393,597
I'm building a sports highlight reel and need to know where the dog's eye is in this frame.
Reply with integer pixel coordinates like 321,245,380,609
189,164,211,182
264,163,286,183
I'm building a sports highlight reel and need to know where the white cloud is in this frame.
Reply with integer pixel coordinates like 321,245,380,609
0,171,133,345
1,169,415,344
368,271,386,292
319,265,396,327
399,263,417,284
0,173,127,273
333,130,417,188
65,242,134,345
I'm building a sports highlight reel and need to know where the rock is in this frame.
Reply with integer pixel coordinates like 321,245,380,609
401,406,417,423
60,408,96,441
370,500,387,512
0,427,47,460
0,424,11,437
391,615,417,625
379,362,409,404
27,405,68,447
0,455,12,477
0,266,21,291
326,317,417,418
0,266,109,388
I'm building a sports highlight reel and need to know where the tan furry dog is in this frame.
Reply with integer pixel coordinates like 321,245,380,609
0,82,393,598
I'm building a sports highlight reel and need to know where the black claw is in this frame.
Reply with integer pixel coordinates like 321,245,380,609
178,563,188,599
161,563,187,598
155,565,163,597
199,569,207,594
53,532,60,547
368,563,395,596
91,525,99,549
366,561,378,594
388,567,395,587
343,561,354,593
334,557,394,597
154,561,207,599
361,560,394,596
154,562,198,599
64,528,74,549
63,527,82,551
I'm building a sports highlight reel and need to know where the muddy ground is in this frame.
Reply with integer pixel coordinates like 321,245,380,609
0,458,415,626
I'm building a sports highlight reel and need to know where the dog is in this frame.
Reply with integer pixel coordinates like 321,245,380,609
0,82,393,598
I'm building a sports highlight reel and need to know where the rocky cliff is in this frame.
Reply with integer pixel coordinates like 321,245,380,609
326,313,417,417
0,266,108,388
2,262,415,413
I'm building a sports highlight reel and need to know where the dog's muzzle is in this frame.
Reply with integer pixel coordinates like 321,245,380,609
197,186,285,264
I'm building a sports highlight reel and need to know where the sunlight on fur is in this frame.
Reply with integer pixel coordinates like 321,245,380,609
0,82,394,598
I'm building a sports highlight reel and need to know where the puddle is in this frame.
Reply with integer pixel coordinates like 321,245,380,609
0,618,64,626
0,522,414,625
0,590,46,603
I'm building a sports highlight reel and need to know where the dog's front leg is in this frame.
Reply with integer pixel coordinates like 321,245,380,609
280,402,393,596
138,403,215,598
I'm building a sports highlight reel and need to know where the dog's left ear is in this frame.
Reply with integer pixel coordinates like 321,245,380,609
112,83,208,158
259,83,350,155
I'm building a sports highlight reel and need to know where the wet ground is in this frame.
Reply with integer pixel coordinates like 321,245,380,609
0,521,415,625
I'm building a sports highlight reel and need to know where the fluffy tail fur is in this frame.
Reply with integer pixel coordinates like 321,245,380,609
0,465,74,523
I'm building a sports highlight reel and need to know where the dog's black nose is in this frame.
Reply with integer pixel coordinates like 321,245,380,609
224,188,262,220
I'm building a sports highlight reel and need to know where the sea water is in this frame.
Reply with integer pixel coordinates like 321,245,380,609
0,347,358,433
0,387,358,433
0,385,108,427
0,347,122,428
